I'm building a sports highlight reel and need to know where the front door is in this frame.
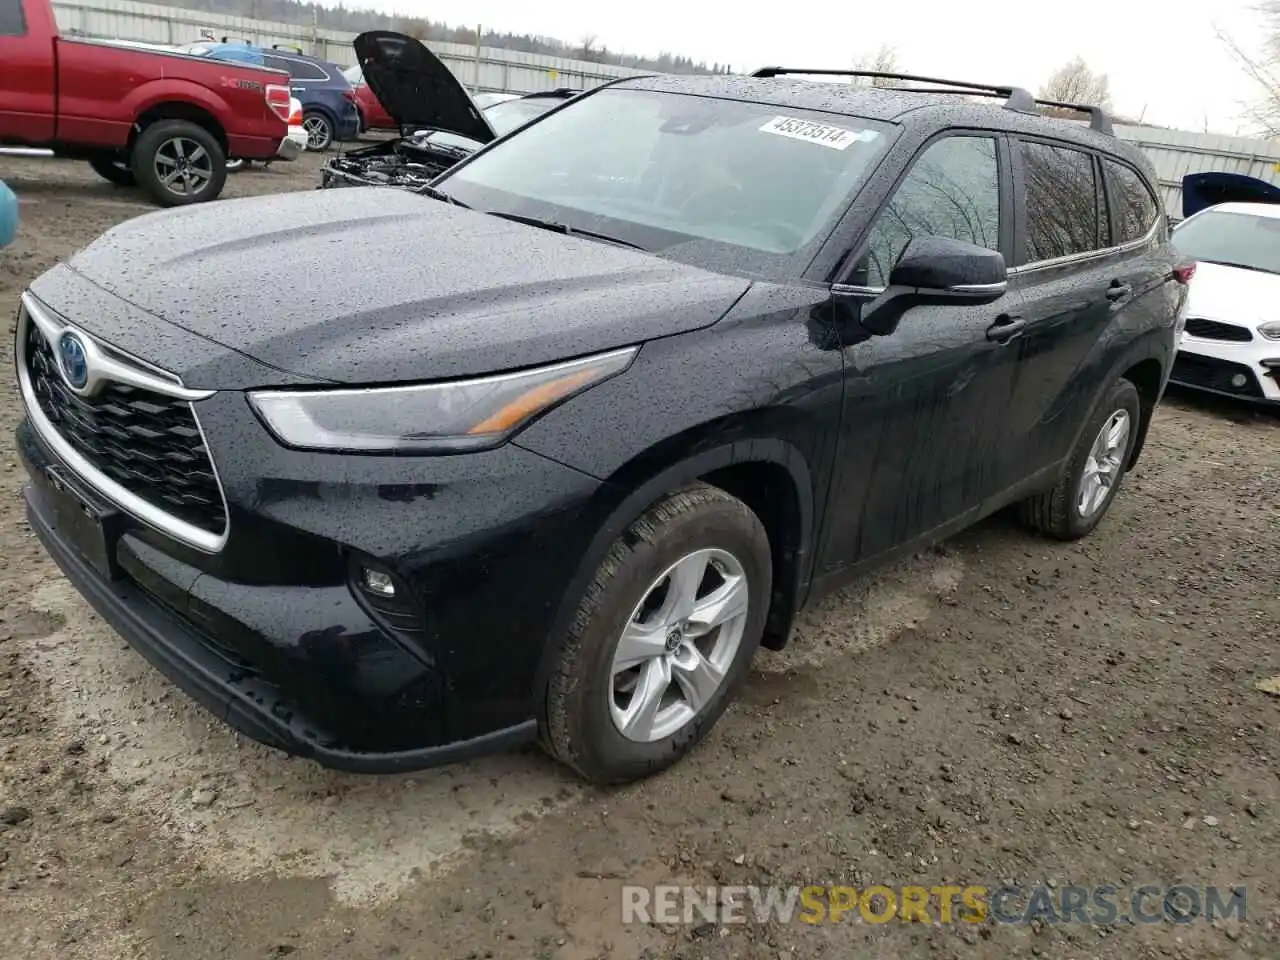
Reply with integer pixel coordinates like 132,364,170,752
818,132,1022,572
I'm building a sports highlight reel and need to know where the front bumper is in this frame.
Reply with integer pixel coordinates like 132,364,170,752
1171,335,1280,404
17,386,602,771
23,468,535,772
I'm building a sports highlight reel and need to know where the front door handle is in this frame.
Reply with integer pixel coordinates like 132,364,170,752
1106,282,1133,302
986,314,1026,343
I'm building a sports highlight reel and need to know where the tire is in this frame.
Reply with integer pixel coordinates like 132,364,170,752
541,483,772,785
1019,377,1142,540
130,120,226,207
88,158,136,187
302,111,334,151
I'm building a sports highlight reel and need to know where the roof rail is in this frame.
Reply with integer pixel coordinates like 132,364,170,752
748,67,1113,135
1033,97,1115,135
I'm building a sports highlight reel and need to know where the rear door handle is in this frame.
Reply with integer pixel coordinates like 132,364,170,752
986,314,1026,343
1106,283,1133,302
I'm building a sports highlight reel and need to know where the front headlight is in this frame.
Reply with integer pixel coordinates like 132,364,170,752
1258,321,1280,341
249,346,638,453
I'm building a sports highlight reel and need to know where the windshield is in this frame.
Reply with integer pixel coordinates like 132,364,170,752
437,87,895,278
1173,207,1280,275
483,97,564,136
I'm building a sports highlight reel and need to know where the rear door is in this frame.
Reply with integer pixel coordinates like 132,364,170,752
266,53,327,104
1002,138,1118,479
819,132,1022,570
1099,155,1178,352
0,0,56,142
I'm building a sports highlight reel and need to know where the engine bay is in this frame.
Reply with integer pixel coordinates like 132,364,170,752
319,135,473,191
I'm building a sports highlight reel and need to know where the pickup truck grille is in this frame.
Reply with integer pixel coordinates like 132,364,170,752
24,320,227,537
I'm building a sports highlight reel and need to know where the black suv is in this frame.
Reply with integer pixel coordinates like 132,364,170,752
15,67,1189,785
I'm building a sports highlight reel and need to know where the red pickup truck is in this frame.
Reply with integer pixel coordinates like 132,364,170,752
0,0,294,205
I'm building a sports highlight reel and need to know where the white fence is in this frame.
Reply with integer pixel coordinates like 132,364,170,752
51,0,650,94
40,0,1280,218
1114,124,1280,220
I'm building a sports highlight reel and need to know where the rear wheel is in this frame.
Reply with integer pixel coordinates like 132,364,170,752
88,157,136,187
1019,377,1142,540
130,120,226,207
541,483,772,785
303,111,334,151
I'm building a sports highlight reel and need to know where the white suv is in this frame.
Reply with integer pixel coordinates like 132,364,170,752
1171,201,1280,406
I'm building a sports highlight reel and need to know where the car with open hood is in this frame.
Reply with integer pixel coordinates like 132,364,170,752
319,31,578,190
1170,200,1280,406
15,66,1188,785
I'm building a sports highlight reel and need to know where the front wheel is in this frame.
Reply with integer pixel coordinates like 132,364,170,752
540,483,772,785
130,120,226,207
1019,377,1142,540
88,157,136,187
303,111,334,151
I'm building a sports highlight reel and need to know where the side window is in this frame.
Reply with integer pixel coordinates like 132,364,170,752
1020,141,1101,262
1104,158,1160,244
276,57,328,81
0,0,27,36
863,136,1001,288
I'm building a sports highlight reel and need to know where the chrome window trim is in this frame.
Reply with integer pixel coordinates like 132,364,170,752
946,281,1007,294
1008,218,1160,276
16,291,231,554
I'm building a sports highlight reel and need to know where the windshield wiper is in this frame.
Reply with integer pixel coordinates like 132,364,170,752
485,211,646,251
417,184,470,208
1200,259,1270,274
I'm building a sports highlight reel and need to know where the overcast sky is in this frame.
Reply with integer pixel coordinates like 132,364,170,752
333,0,1270,135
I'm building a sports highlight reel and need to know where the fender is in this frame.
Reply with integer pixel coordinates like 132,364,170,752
531,437,817,708
1070,327,1172,472
123,80,233,132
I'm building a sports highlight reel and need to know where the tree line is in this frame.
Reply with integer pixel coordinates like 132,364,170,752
157,0,732,74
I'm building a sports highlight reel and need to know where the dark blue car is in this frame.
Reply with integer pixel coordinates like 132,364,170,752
185,41,360,150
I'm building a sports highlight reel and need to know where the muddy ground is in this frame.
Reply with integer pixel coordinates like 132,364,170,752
0,151,1277,960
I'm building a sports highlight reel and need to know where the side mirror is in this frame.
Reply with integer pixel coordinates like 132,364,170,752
888,235,1007,299
852,236,1008,337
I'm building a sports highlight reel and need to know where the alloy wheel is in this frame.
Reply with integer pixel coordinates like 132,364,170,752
154,137,213,197
608,548,750,743
303,116,332,151
1077,409,1131,518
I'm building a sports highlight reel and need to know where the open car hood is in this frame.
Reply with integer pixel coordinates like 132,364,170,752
353,30,496,142
1182,172,1280,220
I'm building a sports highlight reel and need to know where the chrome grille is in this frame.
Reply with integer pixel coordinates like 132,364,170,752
22,313,227,537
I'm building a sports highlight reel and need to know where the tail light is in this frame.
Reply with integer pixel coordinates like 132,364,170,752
287,101,303,126
265,84,292,123
342,89,359,104
1172,263,1196,285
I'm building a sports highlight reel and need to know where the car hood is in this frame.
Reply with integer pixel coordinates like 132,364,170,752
54,187,752,386
353,30,495,142
1183,260,1280,327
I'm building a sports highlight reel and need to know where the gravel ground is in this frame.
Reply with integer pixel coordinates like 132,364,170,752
0,151,1278,960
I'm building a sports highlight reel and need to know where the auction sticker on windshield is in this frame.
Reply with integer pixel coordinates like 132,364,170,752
758,116,878,150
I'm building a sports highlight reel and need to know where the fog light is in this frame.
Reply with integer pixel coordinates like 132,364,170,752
1231,373,1248,389
361,568,396,598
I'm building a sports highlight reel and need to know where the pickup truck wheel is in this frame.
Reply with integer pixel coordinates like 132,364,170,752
88,158,136,187
303,111,334,151
540,483,772,785
131,120,226,207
